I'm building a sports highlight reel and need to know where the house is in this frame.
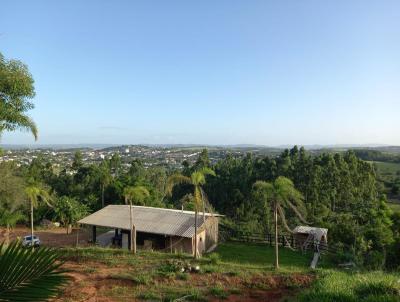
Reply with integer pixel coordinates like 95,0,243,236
78,205,220,256
293,226,328,251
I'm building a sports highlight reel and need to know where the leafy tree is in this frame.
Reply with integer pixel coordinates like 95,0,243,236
53,196,88,234
25,182,52,247
0,241,68,301
0,209,24,245
0,52,38,140
252,177,306,269
98,161,112,208
123,186,150,253
0,163,26,245
109,153,122,177
71,150,83,171
166,167,215,258
192,148,210,171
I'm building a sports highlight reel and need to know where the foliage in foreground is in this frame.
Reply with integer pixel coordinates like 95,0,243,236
298,270,400,302
0,241,69,302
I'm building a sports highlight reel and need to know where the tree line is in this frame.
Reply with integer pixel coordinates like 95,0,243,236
1,146,399,269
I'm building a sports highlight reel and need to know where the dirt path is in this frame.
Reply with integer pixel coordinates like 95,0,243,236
0,226,90,247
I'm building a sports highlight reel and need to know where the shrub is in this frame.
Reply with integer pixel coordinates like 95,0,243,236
209,285,228,299
363,251,385,270
176,272,189,280
208,253,221,265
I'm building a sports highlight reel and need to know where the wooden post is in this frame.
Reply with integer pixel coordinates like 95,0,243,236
274,201,279,269
129,201,136,254
92,226,96,244
194,209,198,259
170,236,173,253
75,225,80,247
30,201,34,249
132,225,136,254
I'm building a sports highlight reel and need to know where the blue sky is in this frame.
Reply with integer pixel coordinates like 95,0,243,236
1,1,400,146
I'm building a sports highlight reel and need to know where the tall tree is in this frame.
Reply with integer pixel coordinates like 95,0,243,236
0,162,26,244
0,52,38,140
166,167,215,259
25,182,51,247
98,162,112,208
72,150,84,171
252,177,306,269
123,186,150,253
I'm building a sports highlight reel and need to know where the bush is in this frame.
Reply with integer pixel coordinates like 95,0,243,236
208,253,221,265
209,285,228,299
176,272,189,280
363,250,385,270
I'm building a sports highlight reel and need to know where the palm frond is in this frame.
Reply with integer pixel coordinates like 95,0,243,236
123,186,150,205
191,167,215,186
166,174,191,196
0,241,69,301
197,167,216,177
277,204,294,233
286,200,309,224
252,181,274,195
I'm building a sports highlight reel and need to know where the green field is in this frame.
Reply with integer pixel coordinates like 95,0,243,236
372,161,400,176
369,161,400,203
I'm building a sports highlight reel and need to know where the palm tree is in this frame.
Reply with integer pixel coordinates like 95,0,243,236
252,176,307,269
0,241,68,301
123,185,150,254
0,209,24,245
166,167,215,259
25,183,51,248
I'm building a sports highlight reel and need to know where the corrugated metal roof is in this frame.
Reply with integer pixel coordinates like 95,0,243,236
293,226,328,236
78,205,219,238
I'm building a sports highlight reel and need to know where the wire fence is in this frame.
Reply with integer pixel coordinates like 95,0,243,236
220,224,347,255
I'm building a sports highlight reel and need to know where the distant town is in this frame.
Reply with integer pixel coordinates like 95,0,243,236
0,145,275,171
2,144,400,173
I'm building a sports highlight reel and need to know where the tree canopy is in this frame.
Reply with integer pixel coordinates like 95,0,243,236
0,52,37,140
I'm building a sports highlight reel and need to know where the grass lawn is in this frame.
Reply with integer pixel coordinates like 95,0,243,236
215,241,312,272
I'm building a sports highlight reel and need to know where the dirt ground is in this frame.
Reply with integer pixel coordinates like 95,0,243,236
0,225,90,247
54,260,313,302
1,228,313,301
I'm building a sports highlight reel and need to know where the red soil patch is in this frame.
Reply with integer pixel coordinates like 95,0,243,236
0,226,90,247
55,260,314,302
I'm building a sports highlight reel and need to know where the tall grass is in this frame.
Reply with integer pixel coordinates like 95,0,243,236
298,270,400,302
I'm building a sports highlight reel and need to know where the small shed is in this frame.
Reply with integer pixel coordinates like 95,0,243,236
293,226,328,251
78,205,220,256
